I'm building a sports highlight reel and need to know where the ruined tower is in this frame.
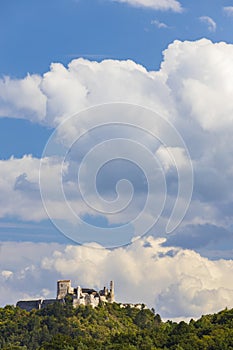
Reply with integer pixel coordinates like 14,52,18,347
109,280,114,302
57,280,72,299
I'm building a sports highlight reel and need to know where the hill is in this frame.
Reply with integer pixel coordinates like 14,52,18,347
0,301,233,349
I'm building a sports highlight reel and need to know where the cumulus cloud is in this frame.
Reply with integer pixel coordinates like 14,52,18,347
0,59,172,127
0,147,188,248
1,39,233,252
0,75,46,122
199,16,216,32
1,238,233,319
162,39,233,135
0,241,62,304
111,0,182,12
0,155,93,223
2,39,233,133
0,156,45,221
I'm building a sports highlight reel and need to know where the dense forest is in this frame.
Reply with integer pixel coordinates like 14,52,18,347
0,300,233,350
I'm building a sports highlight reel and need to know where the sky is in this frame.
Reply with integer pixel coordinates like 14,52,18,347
1,0,233,320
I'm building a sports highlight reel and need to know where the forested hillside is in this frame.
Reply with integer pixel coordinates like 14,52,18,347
0,301,233,349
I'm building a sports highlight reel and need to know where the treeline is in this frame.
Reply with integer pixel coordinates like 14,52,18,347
0,301,233,349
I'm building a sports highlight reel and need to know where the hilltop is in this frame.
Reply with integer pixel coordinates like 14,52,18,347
0,301,233,349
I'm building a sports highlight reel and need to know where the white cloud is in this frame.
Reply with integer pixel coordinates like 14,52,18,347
151,19,169,28
1,270,13,279
199,16,216,32
112,0,182,12
0,241,63,304
156,146,188,170
161,39,233,131
1,238,233,319
0,59,172,126
223,6,233,17
2,39,233,134
0,155,46,221
0,155,93,223
1,39,233,250
0,75,46,122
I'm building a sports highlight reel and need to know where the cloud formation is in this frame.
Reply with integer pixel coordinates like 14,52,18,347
0,39,233,253
0,75,46,122
0,59,171,126
1,39,233,133
1,238,233,319
112,0,182,12
199,16,216,32
0,156,45,221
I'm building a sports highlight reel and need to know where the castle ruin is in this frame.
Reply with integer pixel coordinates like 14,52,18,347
57,279,115,308
16,280,114,311
17,280,147,312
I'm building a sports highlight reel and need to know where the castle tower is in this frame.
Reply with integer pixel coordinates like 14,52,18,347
77,286,82,299
109,280,114,302
57,280,72,299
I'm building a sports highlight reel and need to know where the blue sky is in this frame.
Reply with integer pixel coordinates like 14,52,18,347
1,0,233,77
1,0,233,318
